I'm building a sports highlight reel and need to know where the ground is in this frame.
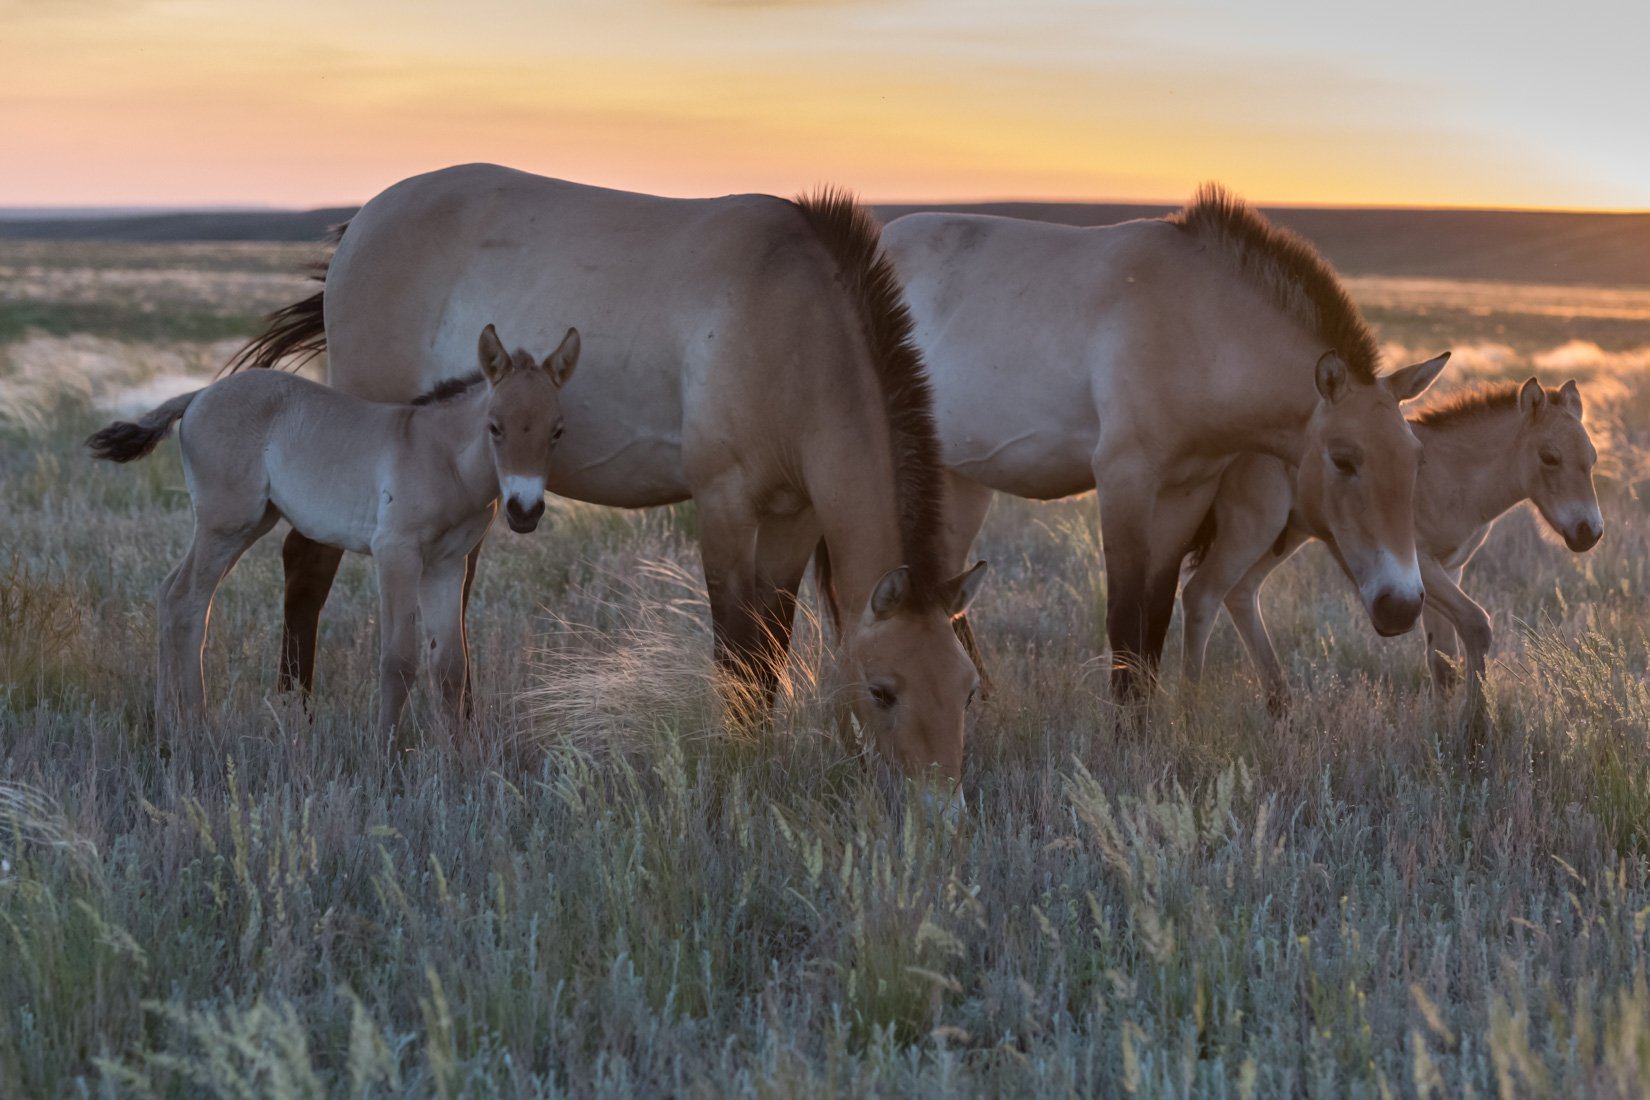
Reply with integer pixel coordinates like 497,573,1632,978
2,236,1650,1097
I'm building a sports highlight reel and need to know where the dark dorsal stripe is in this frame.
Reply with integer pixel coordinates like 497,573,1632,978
411,372,484,406
1167,184,1381,383
791,187,947,607
1409,381,1524,428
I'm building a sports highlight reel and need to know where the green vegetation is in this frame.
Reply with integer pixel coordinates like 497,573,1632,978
3,244,1650,1096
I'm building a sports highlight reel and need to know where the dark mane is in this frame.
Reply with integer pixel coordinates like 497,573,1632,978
411,372,484,406
1167,185,1380,382
1409,381,1523,428
791,187,946,606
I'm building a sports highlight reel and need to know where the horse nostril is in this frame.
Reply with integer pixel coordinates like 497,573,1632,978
1571,521,1601,551
1372,591,1422,635
506,498,544,530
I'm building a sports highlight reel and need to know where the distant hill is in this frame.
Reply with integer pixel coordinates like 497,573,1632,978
3,201,1647,287
0,207,355,243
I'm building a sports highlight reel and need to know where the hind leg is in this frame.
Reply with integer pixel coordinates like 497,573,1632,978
937,471,996,697
157,507,279,727
278,529,345,694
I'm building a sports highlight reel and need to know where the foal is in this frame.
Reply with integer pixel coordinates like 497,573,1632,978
87,324,579,740
1183,377,1602,708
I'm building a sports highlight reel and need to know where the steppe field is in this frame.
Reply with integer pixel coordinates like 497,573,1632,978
5,225,1650,1098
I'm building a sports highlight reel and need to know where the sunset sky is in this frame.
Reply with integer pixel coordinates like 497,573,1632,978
3,0,1645,211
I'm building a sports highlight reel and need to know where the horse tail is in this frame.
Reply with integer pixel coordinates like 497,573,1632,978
85,389,199,463
222,219,348,374
1184,504,1219,571
789,189,947,608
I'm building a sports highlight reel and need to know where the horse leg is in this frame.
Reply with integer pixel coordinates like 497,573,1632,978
1423,603,1461,694
1419,557,1492,724
457,539,484,718
419,555,471,731
373,546,424,751
1180,459,1293,685
750,509,822,710
1223,529,1309,715
1096,459,1218,702
937,470,996,698
695,487,767,722
278,529,345,695
156,508,278,727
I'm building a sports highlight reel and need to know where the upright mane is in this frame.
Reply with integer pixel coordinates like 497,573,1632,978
1167,185,1380,382
1409,381,1523,428
790,187,946,606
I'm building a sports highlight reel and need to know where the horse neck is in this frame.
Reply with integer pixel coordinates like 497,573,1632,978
1210,324,1338,462
808,390,917,625
1412,408,1529,527
410,388,498,505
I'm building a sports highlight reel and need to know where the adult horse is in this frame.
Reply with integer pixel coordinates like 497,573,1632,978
884,186,1447,700
230,164,988,784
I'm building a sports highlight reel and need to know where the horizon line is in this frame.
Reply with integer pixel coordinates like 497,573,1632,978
5,197,1649,219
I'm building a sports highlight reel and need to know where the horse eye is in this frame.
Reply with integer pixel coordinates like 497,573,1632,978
1331,455,1358,477
488,420,502,439
1540,450,1560,468
869,683,896,709
552,421,565,442
966,687,977,709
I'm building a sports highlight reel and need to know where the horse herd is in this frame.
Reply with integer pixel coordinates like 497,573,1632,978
86,163,1604,799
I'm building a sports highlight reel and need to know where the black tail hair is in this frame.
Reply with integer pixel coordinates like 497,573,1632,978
1184,506,1218,571
85,390,199,463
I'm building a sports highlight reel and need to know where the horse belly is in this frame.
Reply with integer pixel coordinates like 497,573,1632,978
924,338,1100,500
263,440,383,555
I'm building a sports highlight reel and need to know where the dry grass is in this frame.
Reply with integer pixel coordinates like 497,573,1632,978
3,244,1650,1097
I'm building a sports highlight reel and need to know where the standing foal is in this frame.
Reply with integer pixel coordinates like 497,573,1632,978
1183,377,1602,710
87,324,578,742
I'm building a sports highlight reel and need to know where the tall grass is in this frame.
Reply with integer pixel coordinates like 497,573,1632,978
3,244,1650,1096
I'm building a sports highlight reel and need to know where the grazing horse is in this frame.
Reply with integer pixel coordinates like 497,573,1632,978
1182,377,1603,709
87,324,577,739
229,164,987,786
884,186,1448,699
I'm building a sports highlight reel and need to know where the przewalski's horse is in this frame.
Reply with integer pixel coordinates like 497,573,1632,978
88,324,578,741
1182,377,1602,709
229,164,987,788
884,185,1448,700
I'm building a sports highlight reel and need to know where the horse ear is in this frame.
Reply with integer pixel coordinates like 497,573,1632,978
477,324,512,385
1314,351,1348,403
870,566,911,620
941,561,989,620
545,327,580,388
1386,351,1450,402
1518,376,1546,418
1557,379,1583,417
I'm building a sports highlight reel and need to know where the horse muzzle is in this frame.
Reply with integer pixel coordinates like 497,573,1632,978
505,497,545,533
1564,518,1602,552
1369,589,1424,637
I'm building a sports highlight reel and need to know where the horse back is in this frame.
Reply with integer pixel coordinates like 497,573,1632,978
320,164,872,507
